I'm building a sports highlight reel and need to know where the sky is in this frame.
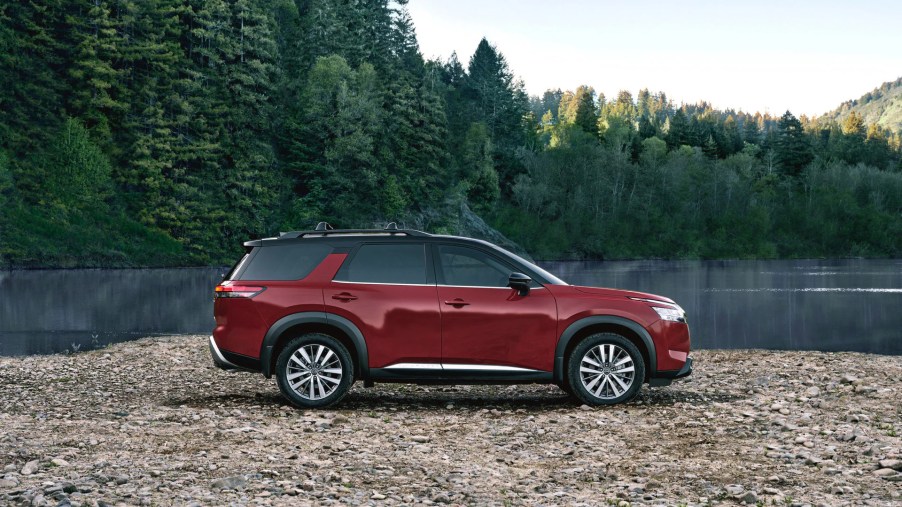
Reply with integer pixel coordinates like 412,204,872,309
407,0,902,117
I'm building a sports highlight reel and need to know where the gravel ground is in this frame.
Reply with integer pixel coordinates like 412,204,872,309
0,335,900,507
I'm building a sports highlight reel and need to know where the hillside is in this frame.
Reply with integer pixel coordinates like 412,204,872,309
827,77,902,132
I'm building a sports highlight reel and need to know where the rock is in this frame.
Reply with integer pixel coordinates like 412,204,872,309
211,475,247,491
21,460,40,475
50,458,69,467
725,484,745,495
879,459,902,471
371,493,386,500
431,493,451,504
840,374,857,384
805,386,820,397
873,468,897,477
0,478,19,488
331,415,349,424
410,435,430,443
740,491,758,504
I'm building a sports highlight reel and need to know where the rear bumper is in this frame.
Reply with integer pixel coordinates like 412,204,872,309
209,335,240,371
648,356,693,387
209,335,262,373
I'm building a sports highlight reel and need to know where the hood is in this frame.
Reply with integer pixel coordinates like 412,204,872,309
572,285,675,304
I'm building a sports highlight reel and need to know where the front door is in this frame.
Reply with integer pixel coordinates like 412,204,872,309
324,242,441,368
434,244,558,372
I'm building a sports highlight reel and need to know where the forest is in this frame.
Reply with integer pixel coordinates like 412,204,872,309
1,0,901,267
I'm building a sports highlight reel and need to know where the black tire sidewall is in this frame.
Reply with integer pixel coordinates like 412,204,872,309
275,333,354,409
567,333,645,406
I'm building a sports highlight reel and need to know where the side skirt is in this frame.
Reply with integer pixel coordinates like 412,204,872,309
368,367,553,385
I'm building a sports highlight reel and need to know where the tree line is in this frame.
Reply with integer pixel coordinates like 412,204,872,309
0,0,900,266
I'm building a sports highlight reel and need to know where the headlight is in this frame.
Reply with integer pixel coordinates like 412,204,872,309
651,306,686,322
629,297,686,322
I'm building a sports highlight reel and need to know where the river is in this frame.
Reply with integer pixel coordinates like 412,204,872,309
1,259,899,356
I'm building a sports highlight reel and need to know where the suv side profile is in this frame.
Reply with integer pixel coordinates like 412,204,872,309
211,223,692,408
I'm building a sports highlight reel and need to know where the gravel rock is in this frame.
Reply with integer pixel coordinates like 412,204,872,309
0,335,899,506
879,459,902,471
210,475,247,491
20,460,40,475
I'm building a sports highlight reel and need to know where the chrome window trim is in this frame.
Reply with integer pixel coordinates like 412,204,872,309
332,280,434,287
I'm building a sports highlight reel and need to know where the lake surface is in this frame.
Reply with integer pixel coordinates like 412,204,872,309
0,259,900,356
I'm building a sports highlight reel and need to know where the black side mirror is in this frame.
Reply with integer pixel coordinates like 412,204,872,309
508,272,532,296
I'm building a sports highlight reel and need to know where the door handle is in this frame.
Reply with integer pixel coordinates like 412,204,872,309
444,298,470,307
332,292,358,302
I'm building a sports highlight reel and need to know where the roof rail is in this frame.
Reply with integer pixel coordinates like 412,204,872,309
276,222,430,239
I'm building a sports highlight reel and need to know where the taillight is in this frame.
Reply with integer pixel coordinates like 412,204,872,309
214,285,266,298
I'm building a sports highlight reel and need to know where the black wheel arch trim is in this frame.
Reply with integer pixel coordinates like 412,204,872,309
553,315,657,383
260,311,369,380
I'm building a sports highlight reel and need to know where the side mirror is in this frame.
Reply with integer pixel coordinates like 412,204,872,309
508,272,532,296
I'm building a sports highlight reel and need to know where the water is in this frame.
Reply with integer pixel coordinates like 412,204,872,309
0,259,899,356
0,268,226,356
542,259,902,355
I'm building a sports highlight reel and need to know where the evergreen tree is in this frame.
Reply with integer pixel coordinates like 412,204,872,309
775,111,813,177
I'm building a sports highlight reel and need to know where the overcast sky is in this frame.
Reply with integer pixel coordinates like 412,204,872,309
407,0,902,117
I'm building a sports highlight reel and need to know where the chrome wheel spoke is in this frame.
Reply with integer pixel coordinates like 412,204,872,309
286,343,343,401
579,342,635,400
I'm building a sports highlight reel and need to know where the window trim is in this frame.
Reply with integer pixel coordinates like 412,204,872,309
333,242,433,285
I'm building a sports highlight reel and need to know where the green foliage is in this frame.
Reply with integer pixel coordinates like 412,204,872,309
775,111,813,177
500,130,902,259
39,118,112,208
0,0,900,267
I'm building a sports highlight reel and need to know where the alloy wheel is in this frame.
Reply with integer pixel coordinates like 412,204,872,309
579,343,636,400
285,344,343,400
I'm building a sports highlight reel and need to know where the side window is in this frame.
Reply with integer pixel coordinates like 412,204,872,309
237,243,332,281
436,245,513,288
335,244,427,284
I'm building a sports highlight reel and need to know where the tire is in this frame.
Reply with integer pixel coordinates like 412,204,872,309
275,333,354,409
567,333,645,406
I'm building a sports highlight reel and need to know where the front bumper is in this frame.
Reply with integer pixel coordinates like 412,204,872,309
648,356,693,387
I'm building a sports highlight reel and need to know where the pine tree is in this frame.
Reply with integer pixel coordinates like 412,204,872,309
775,111,813,177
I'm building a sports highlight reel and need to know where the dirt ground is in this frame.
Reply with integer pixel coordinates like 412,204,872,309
1,335,900,506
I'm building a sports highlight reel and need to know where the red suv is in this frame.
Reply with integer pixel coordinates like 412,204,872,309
211,223,692,408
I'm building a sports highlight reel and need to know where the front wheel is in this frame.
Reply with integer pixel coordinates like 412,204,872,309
567,333,645,406
276,333,354,408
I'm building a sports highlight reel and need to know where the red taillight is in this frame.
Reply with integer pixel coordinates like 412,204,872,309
214,285,265,298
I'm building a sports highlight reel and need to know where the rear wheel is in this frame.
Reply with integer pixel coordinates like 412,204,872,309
276,333,354,408
567,333,645,406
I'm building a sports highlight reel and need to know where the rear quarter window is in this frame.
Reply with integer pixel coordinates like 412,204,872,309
334,243,427,284
236,243,332,281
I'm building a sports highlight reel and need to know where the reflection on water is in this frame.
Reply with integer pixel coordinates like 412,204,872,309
0,259,900,356
541,259,902,355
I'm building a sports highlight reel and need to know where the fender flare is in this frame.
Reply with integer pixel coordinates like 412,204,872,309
260,311,369,380
553,315,657,383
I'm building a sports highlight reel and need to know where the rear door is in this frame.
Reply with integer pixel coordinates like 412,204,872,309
323,242,442,368
434,244,558,372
